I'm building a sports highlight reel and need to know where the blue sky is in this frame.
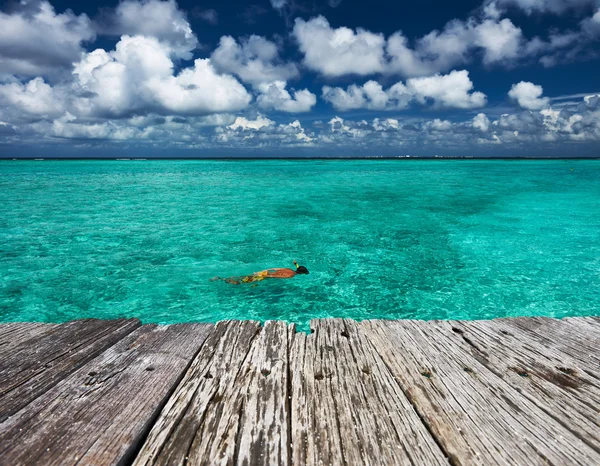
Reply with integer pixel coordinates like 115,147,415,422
1,0,599,157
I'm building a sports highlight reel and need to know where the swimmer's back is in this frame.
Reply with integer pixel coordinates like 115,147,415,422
262,268,296,278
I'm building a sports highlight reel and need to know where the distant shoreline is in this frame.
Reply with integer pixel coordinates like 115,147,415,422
1,157,599,161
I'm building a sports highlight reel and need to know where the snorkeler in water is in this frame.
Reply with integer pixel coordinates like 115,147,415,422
212,261,309,285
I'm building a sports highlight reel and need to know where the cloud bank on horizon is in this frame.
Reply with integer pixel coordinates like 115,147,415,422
0,0,599,156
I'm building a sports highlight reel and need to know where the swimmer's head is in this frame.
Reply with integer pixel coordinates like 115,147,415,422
293,260,309,274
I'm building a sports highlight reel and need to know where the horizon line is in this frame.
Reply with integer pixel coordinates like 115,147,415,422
1,156,600,161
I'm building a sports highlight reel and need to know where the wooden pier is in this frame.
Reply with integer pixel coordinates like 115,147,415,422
0,316,599,465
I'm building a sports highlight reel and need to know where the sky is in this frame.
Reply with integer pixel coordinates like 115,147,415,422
1,0,600,157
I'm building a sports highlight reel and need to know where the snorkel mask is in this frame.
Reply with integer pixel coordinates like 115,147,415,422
293,260,309,274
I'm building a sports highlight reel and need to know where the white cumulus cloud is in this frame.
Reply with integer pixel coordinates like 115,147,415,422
322,70,486,111
228,115,275,131
372,118,400,131
322,80,412,111
293,16,387,77
74,36,250,117
292,10,598,78
408,70,487,109
51,112,139,140
97,0,197,59
473,19,523,64
0,77,65,116
293,14,533,79
1,35,251,121
509,81,550,110
217,116,314,147
148,59,253,115
472,113,491,132
256,81,316,112
211,35,298,85
328,116,370,138
425,119,453,131
285,120,313,143
0,0,95,78
387,18,524,77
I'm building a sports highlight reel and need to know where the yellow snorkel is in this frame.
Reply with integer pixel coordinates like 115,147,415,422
293,260,309,275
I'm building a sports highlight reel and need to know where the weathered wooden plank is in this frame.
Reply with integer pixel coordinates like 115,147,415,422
0,322,56,339
0,323,212,466
0,322,58,352
289,323,344,466
0,316,597,466
512,316,600,350
450,318,600,382
232,320,291,466
493,317,600,373
554,317,600,358
363,319,600,465
341,319,449,465
133,320,261,466
0,318,140,422
435,319,600,452
181,320,291,466
290,319,449,466
287,328,305,464
566,316,600,328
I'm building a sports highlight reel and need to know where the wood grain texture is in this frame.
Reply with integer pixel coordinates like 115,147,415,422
290,318,449,466
289,323,343,466
450,318,600,389
0,323,58,352
362,319,600,466
494,317,600,374
439,319,600,452
0,316,598,466
0,323,212,466
233,320,291,466
133,320,262,466
0,318,140,422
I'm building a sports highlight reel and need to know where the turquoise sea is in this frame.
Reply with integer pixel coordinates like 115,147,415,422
1,160,599,331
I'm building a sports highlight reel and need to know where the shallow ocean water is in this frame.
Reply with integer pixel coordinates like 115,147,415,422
1,159,599,331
